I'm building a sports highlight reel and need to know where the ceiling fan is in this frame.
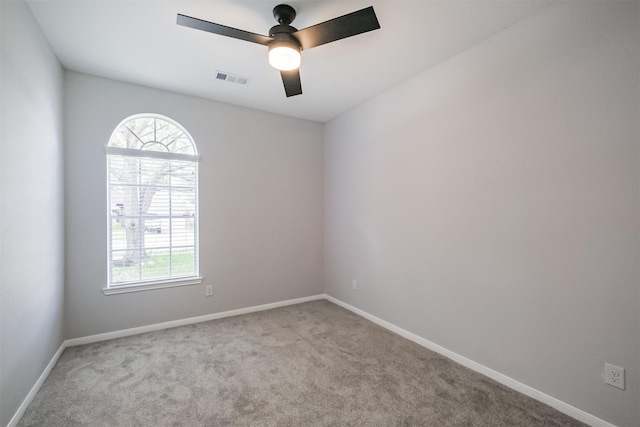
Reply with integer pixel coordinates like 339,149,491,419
177,4,380,97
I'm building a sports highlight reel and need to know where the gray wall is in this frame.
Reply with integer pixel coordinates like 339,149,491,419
0,1,65,425
64,72,324,339
324,2,639,426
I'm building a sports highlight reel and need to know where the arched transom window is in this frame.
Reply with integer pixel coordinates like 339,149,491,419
106,114,201,292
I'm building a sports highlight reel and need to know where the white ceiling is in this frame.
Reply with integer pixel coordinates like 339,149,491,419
26,0,550,122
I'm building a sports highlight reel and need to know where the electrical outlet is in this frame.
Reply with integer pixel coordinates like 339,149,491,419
605,363,625,390
205,284,213,297
352,279,357,290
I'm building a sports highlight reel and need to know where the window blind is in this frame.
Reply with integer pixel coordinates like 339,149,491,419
107,154,198,286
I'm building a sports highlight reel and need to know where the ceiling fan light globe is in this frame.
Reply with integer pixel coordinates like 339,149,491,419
268,45,301,71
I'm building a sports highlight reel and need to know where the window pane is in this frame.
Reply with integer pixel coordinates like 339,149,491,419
145,187,170,217
172,160,197,185
171,247,195,277
144,220,169,248
141,248,171,280
107,115,198,288
111,250,140,283
171,218,194,247
111,219,126,251
140,157,170,186
173,137,195,154
171,188,196,216
109,116,196,155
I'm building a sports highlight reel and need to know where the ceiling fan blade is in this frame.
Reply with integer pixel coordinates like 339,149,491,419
280,70,302,97
293,6,380,51
177,14,272,46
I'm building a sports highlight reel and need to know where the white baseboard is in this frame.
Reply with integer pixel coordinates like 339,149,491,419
10,293,613,427
65,294,325,347
324,294,614,427
6,342,66,427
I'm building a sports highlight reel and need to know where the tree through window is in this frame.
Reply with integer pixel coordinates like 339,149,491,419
106,114,199,289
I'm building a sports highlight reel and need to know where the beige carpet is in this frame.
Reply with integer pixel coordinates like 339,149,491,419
18,300,586,426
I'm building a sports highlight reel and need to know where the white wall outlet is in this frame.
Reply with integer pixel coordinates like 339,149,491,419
352,279,357,290
604,363,625,390
205,284,213,297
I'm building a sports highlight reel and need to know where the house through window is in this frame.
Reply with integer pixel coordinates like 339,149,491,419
106,114,200,292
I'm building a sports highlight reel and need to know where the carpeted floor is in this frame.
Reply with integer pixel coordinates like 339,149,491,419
19,300,586,426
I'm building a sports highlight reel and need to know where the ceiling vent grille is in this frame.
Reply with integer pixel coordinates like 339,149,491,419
215,71,250,85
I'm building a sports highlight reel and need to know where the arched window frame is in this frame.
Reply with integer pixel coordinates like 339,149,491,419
104,114,201,294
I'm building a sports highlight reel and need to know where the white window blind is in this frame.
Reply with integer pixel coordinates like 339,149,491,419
106,115,199,290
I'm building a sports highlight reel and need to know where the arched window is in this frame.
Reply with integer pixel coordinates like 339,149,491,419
106,114,200,293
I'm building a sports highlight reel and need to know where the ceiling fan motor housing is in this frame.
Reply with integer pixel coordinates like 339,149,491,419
270,26,300,43
269,24,301,52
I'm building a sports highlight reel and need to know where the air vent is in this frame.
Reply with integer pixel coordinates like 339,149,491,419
215,71,250,85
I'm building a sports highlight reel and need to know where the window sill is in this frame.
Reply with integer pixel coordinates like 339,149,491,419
103,277,203,295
